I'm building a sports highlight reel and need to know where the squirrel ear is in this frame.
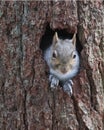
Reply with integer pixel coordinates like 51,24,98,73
53,32,59,44
72,32,76,46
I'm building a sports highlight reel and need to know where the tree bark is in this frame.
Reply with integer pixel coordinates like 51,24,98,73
0,1,104,130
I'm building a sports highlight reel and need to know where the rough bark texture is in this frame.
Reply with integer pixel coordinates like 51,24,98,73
0,1,104,130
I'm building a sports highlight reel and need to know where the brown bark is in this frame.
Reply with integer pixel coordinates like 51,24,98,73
0,1,104,130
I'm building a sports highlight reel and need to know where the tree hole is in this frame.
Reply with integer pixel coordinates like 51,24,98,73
40,24,83,89
40,24,83,55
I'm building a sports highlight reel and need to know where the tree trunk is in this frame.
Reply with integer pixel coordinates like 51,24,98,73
0,1,104,130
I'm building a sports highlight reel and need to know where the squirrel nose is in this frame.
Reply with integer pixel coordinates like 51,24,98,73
61,67,67,74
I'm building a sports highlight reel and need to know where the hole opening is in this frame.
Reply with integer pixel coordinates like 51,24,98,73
40,24,83,55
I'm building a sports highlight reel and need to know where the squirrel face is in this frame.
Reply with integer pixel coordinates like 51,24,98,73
50,32,79,75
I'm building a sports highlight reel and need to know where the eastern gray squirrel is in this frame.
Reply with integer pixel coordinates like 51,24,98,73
44,32,79,96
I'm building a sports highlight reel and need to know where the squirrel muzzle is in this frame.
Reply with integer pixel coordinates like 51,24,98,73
61,67,67,74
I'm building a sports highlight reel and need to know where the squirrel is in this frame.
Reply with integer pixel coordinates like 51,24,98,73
44,32,79,96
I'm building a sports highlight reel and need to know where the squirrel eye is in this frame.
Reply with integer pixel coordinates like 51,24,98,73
72,51,76,59
52,50,57,58
73,54,76,59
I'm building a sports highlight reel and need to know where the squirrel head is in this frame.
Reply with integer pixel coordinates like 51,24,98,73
51,32,79,74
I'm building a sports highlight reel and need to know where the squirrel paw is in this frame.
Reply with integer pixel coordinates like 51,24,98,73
63,80,73,96
49,74,59,88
